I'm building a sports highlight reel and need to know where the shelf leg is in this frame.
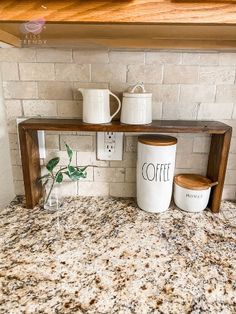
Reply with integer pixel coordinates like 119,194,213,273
207,129,232,213
19,126,42,209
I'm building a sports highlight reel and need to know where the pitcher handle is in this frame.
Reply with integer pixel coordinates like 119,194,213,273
109,91,121,122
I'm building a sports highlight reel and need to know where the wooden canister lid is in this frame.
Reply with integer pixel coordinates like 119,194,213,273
138,134,177,146
174,174,213,190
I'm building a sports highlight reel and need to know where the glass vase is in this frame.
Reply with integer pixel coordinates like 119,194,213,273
43,181,60,211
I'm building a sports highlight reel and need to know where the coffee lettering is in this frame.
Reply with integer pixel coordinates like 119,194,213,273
141,162,171,182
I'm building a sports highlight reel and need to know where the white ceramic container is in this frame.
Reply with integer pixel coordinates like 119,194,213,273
121,83,152,125
174,174,218,213
79,88,121,124
137,135,177,213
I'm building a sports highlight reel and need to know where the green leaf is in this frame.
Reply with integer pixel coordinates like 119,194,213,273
46,157,60,173
68,165,76,174
65,143,73,163
56,172,63,183
69,170,85,181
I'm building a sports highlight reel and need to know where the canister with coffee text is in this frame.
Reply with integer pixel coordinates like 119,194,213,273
137,135,177,213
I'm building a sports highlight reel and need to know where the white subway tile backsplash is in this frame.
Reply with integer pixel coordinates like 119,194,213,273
77,152,109,167
37,48,72,62
162,103,198,120
225,170,236,185
4,100,22,120
180,84,215,103
57,100,82,118
19,63,55,81
94,167,125,182
147,84,179,104
152,102,162,119
219,53,236,65
109,51,145,64
227,154,236,170
23,100,57,117
1,62,19,80
38,82,73,100
78,182,109,196
91,63,126,82
60,181,78,197
125,136,138,153
164,65,198,84
12,166,23,181
110,152,136,168
55,63,90,81
0,48,36,62
127,64,162,84
1,48,236,199
146,51,181,65
45,134,59,150
182,53,219,66
110,183,136,197
199,66,235,84
176,153,208,169
222,187,236,200
60,135,94,152
176,135,194,153
193,136,211,153
125,168,136,183
198,103,234,120
10,149,22,166
233,105,236,119
14,180,25,195
3,81,38,99
73,49,109,64
45,150,76,166
216,85,236,103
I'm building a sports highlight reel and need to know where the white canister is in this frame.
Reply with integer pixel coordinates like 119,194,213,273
121,83,152,125
174,174,218,213
137,135,177,213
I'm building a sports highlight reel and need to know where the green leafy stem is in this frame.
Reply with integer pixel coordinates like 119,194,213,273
39,143,93,205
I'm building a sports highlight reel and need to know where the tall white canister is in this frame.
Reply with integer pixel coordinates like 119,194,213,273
137,135,177,213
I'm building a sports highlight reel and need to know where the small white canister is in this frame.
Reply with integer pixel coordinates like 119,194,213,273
121,83,152,125
137,134,177,213
174,174,218,213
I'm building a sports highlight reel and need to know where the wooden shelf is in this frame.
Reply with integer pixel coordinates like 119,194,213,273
1,0,236,24
1,1,236,49
20,118,231,134
19,118,232,213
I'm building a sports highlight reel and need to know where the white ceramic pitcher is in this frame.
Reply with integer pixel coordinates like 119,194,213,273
78,88,121,124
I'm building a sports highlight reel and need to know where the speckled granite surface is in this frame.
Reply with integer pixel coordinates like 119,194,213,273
0,196,236,314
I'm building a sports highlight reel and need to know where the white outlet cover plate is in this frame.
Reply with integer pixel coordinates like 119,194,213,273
97,132,123,161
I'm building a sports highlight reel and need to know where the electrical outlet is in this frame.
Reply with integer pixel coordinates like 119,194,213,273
105,132,115,143
105,143,115,154
97,132,123,160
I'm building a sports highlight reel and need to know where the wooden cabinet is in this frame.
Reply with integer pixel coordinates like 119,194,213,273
0,1,236,50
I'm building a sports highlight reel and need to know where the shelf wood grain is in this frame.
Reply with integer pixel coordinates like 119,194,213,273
19,118,231,134
19,118,232,213
0,0,236,24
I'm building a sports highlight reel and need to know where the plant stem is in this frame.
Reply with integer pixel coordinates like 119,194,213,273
45,177,55,205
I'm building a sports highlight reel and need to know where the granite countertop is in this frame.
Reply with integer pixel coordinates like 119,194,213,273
0,196,236,313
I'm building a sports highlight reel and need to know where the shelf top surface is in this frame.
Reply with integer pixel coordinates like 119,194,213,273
1,0,236,24
19,118,231,134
